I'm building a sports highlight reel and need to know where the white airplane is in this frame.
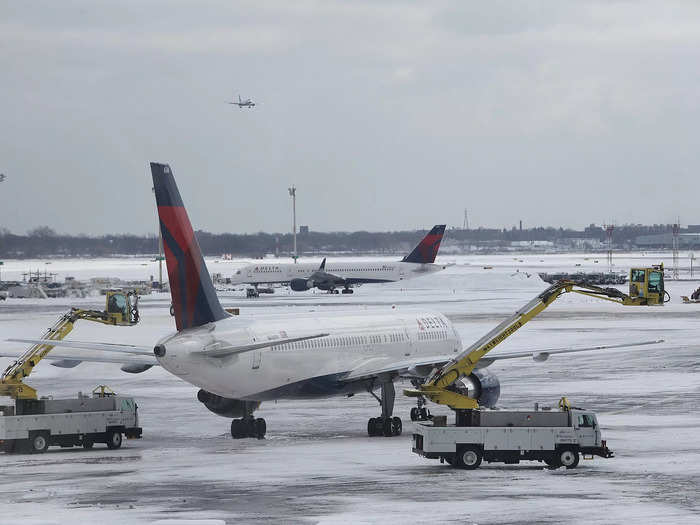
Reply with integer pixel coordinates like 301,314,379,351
2,163,663,440
228,95,255,108
231,225,448,294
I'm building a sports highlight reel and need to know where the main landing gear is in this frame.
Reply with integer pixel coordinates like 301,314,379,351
367,381,402,437
341,287,353,294
230,402,266,439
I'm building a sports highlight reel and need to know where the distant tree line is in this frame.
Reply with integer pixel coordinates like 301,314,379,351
0,223,689,258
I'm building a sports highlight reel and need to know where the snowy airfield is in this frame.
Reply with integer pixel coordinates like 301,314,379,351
1,253,699,524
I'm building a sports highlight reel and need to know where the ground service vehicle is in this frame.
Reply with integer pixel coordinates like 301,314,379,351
0,385,142,453
404,276,663,465
629,264,668,305
0,290,139,400
412,398,613,469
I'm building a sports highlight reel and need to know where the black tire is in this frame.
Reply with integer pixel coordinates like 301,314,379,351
82,437,94,450
382,418,393,437
410,407,418,421
558,448,579,469
106,430,122,450
367,417,375,436
456,445,483,470
391,416,402,436
254,418,266,439
31,432,49,454
420,407,430,421
231,419,244,439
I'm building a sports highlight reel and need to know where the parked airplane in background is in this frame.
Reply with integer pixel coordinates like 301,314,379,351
228,95,255,108
230,225,447,294
2,163,662,442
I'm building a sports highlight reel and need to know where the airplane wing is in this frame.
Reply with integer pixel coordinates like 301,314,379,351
0,349,157,371
339,339,664,384
6,338,152,356
194,333,330,358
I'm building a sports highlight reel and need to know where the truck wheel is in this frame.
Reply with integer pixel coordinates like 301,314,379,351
457,445,482,469
106,431,122,450
82,437,94,449
558,448,579,469
31,432,49,454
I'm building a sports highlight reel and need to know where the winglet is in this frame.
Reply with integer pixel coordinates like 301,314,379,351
151,162,228,331
402,225,446,264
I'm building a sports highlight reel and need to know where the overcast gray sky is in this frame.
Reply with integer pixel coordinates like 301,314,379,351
1,1,698,235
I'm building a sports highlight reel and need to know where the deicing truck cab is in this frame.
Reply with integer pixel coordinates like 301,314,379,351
412,402,613,469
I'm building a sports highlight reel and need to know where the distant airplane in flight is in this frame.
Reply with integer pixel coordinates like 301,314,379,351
228,95,255,108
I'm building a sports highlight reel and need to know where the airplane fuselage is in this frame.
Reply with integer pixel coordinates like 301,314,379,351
231,260,445,287
155,310,461,401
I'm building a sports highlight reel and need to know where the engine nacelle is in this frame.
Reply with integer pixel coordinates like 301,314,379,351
197,389,260,418
120,363,154,374
290,278,312,291
457,369,501,408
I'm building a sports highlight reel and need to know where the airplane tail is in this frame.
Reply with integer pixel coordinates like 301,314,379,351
402,225,446,264
151,162,228,331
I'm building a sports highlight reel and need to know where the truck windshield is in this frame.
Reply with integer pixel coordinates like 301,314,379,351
578,414,595,428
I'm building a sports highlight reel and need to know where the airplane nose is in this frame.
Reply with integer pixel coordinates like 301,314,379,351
154,344,166,357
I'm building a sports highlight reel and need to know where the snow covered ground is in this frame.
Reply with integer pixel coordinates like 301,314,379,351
1,254,699,524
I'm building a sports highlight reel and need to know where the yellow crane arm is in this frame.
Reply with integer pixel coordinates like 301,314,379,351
405,280,650,409
0,291,139,400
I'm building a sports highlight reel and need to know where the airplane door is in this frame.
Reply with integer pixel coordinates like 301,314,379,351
251,351,262,369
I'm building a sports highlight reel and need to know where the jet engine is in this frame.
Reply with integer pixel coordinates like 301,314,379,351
290,278,313,291
197,389,260,418
455,369,501,408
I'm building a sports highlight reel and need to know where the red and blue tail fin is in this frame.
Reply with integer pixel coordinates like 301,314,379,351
151,162,227,331
402,225,446,264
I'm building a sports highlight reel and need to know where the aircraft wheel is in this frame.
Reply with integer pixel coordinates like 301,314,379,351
333,289,340,294
391,417,402,436
231,419,245,439
106,430,122,450
254,418,266,439
382,418,394,437
367,417,377,436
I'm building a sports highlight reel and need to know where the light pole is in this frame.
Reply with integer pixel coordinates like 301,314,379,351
288,186,297,263
152,186,164,289
0,174,5,281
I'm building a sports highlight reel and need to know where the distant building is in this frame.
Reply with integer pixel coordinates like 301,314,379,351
510,240,554,248
635,233,700,248
560,238,603,249
299,225,309,234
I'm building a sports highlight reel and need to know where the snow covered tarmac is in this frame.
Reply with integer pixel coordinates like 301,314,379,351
1,254,699,524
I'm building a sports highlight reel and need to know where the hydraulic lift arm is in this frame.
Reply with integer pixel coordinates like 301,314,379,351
405,280,656,410
0,291,139,400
